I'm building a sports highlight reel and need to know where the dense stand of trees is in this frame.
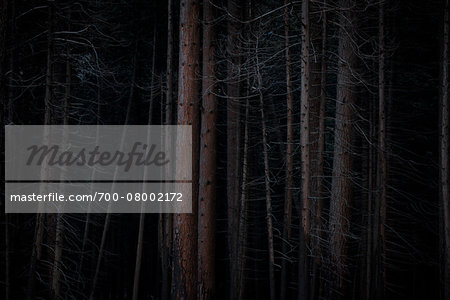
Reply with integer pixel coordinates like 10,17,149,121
0,0,449,299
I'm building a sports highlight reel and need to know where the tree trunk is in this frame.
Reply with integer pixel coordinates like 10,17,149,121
280,2,294,299
198,0,217,298
162,213,172,300
1,0,7,118
166,0,174,126
299,1,311,299
171,0,200,298
132,211,145,300
440,2,450,299
365,80,376,300
227,1,243,298
6,0,14,123
1,2,9,299
309,2,325,299
51,40,71,300
328,0,357,297
237,95,250,300
256,38,276,299
313,4,327,299
51,213,64,300
377,2,387,299
260,96,276,300
161,2,175,299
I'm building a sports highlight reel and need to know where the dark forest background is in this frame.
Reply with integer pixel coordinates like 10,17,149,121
0,0,449,299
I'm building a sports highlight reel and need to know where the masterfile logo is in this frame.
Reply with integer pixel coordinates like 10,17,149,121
25,142,170,171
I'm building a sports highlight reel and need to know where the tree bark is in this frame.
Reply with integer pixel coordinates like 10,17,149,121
162,2,175,299
6,0,14,123
171,0,200,298
237,96,249,300
256,37,276,299
440,1,450,299
166,0,174,126
376,2,387,299
1,2,9,300
51,40,72,300
280,2,293,299
299,1,311,299
366,82,376,300
198,0,217,298
328,0,357,297
260,97,276,300
0,0,7,117
310,2,327,299
226,1,243,298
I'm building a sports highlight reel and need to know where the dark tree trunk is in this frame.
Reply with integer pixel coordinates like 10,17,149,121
440,2,450,299
1,2,9,300
328,0,357,298
161,2,175,299
254,32,276,300
309,2,325,299
226,1,243,298
299,1,311,299
280,1,294,299
376,2,387,298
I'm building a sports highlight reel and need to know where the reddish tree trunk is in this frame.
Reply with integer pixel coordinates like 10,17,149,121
171,0,200,299
198,0,217,298
166,0,174,125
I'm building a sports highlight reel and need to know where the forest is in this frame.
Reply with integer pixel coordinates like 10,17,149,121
0,0,449,299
